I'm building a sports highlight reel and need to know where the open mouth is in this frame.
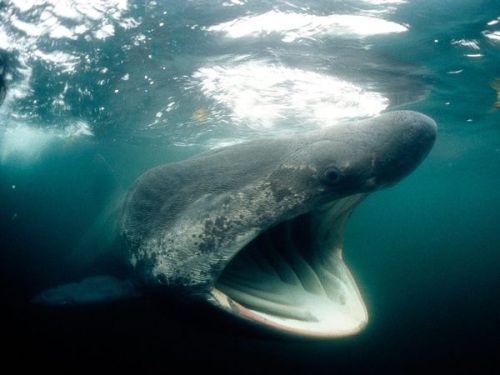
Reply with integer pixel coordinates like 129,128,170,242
210,194,368,337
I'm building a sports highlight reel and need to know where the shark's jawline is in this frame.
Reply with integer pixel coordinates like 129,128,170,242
211,194,368,337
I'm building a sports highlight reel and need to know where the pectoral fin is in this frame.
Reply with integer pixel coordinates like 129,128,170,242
32,275,140,305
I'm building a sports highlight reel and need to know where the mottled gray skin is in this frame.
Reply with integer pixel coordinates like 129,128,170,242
121,111,436,296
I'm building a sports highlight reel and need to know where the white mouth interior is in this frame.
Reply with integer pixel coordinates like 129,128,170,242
211,194,368,337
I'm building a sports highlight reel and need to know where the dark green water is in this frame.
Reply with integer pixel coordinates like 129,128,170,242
1,0,499,372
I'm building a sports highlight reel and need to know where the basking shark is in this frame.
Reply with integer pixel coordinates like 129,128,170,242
35,110,437,338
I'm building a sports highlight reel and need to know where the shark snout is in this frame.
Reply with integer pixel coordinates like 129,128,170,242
366,110,437,188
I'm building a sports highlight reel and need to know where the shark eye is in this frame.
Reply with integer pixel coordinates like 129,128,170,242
322,166,343,185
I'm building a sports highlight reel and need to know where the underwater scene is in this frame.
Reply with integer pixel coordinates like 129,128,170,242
1,0,499,372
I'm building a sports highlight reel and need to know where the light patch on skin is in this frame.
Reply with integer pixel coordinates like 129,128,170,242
371,152,377,169
280,163,317,172
148,211,259,287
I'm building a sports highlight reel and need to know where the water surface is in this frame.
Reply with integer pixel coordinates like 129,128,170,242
1,0,499,372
